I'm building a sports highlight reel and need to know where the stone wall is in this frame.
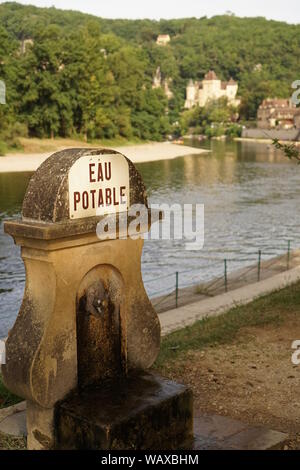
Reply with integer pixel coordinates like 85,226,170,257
242,128,300,141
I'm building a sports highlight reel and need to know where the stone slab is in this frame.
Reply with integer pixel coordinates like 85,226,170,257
0,401,26,422
0,410,27,436
0,402,26,437
193,414,288,450
0,404,288,450
194,413,248,440
56,371,193,450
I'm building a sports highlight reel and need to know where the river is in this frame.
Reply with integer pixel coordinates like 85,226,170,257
0,140,299,337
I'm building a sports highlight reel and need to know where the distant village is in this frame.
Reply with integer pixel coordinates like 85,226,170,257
13,34,300,141
183,72,299,131
257,99,299,130
19,34,300,134
154,35,300,136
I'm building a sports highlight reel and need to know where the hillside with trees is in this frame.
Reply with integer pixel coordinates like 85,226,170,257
0,2,299,149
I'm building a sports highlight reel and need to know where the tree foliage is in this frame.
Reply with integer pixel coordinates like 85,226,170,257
0,3,299,142
180,98,241,137
272,139,300,163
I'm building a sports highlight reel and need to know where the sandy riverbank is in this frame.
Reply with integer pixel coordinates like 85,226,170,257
0,142,209,173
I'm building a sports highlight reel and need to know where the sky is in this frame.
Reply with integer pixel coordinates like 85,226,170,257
2,0,300,24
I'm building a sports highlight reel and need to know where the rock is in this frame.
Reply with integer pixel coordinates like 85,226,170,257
0,401,27,437
0,401,26,422
0,410,27,436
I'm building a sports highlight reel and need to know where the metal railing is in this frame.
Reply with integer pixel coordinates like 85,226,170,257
143,240,294,310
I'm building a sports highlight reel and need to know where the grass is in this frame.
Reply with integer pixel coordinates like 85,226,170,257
0,373,22,409
0,432,26,450
154,281,300,370
4,136,148,155
0,373,24,450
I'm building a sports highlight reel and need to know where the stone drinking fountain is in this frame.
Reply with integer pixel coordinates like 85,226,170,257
2,148,193,450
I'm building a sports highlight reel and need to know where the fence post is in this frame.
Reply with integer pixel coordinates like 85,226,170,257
287,240,291,270
224,259,228,292
257,250,261,282
175,271,179,308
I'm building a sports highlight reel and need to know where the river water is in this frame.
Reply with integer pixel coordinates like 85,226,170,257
0,140,299,337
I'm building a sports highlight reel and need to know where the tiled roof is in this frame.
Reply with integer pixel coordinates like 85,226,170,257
260,98,291,108
204,70,218,80
228,77,237,85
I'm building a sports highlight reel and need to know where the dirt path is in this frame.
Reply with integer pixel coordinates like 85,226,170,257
159,320,300,449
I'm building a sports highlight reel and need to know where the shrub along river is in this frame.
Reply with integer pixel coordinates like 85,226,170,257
1,140,300,337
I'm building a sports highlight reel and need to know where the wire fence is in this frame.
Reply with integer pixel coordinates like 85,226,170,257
144,240,295,311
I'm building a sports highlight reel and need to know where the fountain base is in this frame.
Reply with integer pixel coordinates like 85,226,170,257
55,371,193,450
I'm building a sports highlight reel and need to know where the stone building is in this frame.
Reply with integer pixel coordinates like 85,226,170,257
294,112,300,130
152,66,173,100
152,66,162,89
0,80,5,104
20,38,34,54
257,99,298,130
156,34,170,46
184,70,240,109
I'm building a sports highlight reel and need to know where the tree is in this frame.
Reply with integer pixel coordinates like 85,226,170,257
0,3,299,144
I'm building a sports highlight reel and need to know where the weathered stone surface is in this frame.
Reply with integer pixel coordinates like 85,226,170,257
0,410,26,437
193,414,288,450
0,401,26,422
2,221,160,409
76,267,123,388
194,413,248,440
223,427,288,450
55,371,193,450
0,401,27,438
2,148,164,450
21,148,147,223
0,404,288,451
26,401,55,450
4,208,162,241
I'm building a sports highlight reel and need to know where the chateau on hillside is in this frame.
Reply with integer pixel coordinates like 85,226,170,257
184,70,240,109
257,99,298,130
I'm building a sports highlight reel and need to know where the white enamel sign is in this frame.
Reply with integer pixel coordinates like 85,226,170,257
68,154,129,219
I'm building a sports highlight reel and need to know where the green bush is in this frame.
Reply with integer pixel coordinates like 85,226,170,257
205,125,226,138
0,140,7,156
225,124,243,138
0,373,22,408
